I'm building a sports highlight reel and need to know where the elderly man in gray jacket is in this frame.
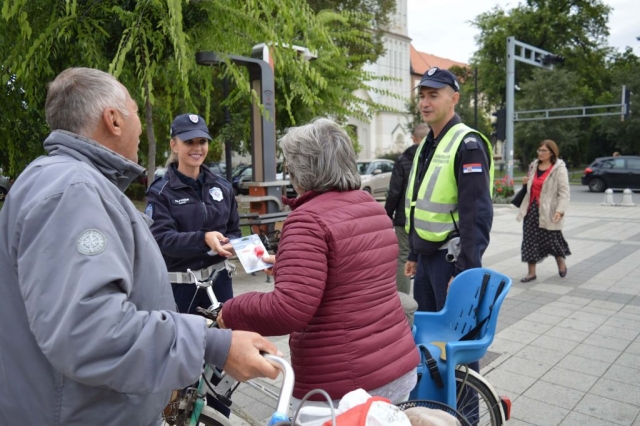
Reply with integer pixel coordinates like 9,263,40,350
0,67,280,426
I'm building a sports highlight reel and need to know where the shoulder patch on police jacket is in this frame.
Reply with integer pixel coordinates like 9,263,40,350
171,198,193,205
462,163,483,174
463,136,480,150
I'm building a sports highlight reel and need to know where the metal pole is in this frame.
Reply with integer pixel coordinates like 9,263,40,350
505,37,516,180
223,77,232,182
474,67,478,129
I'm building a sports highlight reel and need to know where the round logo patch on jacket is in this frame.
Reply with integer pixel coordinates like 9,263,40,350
210,187,223,202
77,229,107,256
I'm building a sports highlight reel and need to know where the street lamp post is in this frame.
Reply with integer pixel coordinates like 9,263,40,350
196,52,280,214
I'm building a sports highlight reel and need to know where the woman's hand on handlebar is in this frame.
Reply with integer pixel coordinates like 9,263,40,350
223,331,282,381
204,231,234,257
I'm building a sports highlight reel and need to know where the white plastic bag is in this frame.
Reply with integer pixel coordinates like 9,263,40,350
296,389,411,426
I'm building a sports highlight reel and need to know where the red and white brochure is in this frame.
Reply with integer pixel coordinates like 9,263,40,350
229,234,271,274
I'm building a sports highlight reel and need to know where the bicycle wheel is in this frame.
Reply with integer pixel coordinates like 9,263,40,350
455,368,503,426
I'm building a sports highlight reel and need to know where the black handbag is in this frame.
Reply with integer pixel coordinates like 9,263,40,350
511,185,527,208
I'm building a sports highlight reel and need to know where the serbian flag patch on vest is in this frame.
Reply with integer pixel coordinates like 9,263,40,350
463,163,482,173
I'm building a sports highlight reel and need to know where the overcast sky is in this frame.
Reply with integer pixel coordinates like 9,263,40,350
407,0,640,64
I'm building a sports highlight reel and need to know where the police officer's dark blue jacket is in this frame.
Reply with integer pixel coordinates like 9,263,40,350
146,163,241,273
385,143,419,227
408,114,493,276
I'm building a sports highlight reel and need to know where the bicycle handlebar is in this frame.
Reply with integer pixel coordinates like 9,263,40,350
263,354,295,426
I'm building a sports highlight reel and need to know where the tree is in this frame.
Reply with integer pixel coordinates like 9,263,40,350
404,93,423,135
307,0,396,60
471,0,612,106
468,0,640,164
0,0,392,177
514,69,583,166
599,56,640,157
449,66,492,138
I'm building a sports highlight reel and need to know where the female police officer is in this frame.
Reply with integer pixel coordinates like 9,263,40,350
146,113,240,313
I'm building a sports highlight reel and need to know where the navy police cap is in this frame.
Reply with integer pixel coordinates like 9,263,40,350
170,114,212,141
417,67,460,92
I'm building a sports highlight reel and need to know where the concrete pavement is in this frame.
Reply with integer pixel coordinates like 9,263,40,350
224,197,640,425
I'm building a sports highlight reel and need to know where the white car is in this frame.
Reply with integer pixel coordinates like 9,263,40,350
357,159,395,198
276,160,296,197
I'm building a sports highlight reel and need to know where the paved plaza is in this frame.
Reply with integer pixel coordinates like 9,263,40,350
225,194,640,425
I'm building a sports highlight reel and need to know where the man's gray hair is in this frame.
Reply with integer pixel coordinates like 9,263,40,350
45,67,129,136
279,118,361,193
412,123,430,140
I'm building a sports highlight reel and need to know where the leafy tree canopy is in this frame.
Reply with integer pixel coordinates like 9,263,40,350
470,0,639,164
0,0,393,176
307,0,396,59
471,0,612,106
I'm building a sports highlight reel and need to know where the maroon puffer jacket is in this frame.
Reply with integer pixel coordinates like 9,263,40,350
222,189,419,400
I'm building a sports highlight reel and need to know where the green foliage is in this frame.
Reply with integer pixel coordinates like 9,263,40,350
493,175,515,202
307,0,396,60
404,94,423,134
469,0,639,165
515,69,583,166
449,66,492,137
125,183,147,201
597,53,640,157
471,0,612,106
0,0,393,175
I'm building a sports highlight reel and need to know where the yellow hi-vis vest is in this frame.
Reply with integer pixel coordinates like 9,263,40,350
405,123,494,242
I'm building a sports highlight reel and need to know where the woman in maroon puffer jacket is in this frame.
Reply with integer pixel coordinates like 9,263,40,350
218,118,419,405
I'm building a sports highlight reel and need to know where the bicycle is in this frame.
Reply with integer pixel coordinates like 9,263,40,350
164,265,512,425
409,267,513,426
162,265,292,426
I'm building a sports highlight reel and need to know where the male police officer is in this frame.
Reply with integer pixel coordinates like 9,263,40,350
0,67,280,426
404,67,494,313
385,123,430,294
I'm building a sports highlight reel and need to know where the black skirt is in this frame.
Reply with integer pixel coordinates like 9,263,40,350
521,200,571,263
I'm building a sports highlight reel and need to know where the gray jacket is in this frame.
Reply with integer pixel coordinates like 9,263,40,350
0,131,231,426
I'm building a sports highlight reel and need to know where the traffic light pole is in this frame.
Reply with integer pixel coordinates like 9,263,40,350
505,37,560,179
505,38,516,180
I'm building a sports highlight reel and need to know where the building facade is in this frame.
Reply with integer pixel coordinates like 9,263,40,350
348,0,413,159
349,1,473,159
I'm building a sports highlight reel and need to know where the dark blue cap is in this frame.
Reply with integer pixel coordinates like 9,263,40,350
417,67,460,92
170,114,212,141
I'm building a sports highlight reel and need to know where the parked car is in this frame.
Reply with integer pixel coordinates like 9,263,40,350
357,159,395,198
581,155,640,192
233,162,296,197
0,174,13,201
232,164,253,195
207,162,227,177
276,160,296,197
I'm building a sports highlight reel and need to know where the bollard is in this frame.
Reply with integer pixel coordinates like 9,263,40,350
601,188,615,206
620,188,636,207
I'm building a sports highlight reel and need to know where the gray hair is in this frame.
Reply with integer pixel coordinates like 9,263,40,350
412,123,429,140
45,67,129,137
279,118,361,193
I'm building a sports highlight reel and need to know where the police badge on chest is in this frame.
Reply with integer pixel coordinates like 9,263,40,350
210,187,224,202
